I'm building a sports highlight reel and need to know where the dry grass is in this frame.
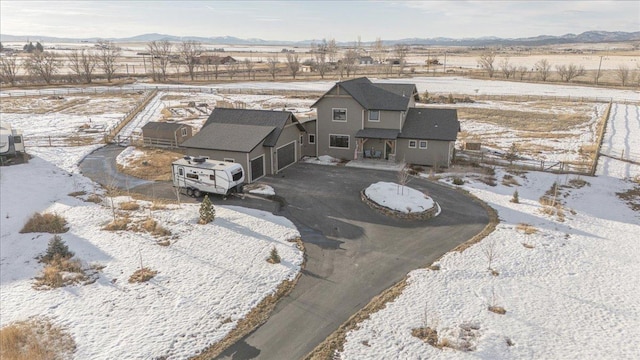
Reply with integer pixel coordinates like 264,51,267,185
488,306,507,315
85,194,102,203
20,213,69,234
139,218,172,237
33,256,89,290
457,106,590,132
502,174,520,187
128,267,158,283
516,223,538,235
568,178,590,189
119,201,140,211
412,327,439,347
0,317,76,360
478,176,497,187
522,243,535,249
68,191,86,197
616,185,640,212
116,148,184,181
103,217,130,231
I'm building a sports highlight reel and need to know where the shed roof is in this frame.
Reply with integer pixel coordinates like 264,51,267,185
399,108,460,141
141,122,190,132
181,123,275,153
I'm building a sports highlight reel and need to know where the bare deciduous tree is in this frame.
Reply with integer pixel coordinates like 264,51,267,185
372,37,385,64
67,49,98,84
286,52,300,79
267,56,279,80
535,58,552,81
0,55,19,86
477,51,496,78
556,63,586,82
243,58,255,80
326,38,338,63
179,40,201,81
481,238,499,274
517,65,529,80
227,61,240,80
24,50,60,84
147,40,173,82
397,160,412,195
96,40,120,83
499,57,516,79
394,44,409,76
312,39,329,79
616,64,631,86
342,49,358,78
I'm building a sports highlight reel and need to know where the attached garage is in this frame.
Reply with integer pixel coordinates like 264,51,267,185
277,141,296,171
250,155,265,182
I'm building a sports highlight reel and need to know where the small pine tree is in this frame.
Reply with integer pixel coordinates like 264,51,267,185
511,190,520,203
199,195,215,224
268,246,281,264
41,235,74,263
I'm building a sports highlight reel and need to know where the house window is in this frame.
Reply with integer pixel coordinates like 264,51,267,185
300,134,304,145
332,108,347,122
181,128,187,137
309,134,315,144
408,140,417,148
329,134,349,149
419,140,428,149
186,173,199,180
224,158,235,163
368,110,379,122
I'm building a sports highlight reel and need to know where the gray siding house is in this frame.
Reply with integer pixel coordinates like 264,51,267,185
180,108,306,183
312,77,459,167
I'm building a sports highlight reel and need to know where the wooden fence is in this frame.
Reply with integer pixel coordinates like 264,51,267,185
104,89,158,143
458,150,592,175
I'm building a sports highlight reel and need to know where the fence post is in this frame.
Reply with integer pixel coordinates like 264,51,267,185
48,136,52,147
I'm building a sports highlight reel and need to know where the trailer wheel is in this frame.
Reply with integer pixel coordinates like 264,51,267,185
194,190,202,198
187,188,194,197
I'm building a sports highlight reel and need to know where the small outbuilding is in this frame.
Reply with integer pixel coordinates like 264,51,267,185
141,122,193,148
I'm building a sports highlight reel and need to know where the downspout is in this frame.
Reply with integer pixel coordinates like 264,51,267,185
246,153,251,183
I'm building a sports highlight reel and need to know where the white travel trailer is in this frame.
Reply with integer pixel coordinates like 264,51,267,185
172,156,245,197
0,121,25,159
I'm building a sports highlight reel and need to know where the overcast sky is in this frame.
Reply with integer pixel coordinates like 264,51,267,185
1,1,638,41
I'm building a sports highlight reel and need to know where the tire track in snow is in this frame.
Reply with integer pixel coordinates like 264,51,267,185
622,104,630,158
603,103,618,155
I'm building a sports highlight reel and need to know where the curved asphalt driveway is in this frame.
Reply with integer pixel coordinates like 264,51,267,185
79,149,489,360
217,164,488,360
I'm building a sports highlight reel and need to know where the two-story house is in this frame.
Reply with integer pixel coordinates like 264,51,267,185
312,77,460,167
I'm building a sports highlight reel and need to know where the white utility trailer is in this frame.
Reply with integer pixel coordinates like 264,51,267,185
171,156,245,197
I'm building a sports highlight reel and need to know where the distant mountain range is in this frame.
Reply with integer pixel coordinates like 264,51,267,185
1,31,639,47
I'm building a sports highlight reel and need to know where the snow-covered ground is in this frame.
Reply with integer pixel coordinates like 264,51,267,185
0,157,303,359
338,103,640,359
364,181,435,214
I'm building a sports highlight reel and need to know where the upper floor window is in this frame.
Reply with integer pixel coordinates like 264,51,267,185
181,128,188,137
309,134,316,144
419,140,428,149
368,110,379,122
332,108,347,122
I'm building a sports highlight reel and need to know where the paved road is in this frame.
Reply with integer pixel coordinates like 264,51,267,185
79,149,488,360
217,164,488,360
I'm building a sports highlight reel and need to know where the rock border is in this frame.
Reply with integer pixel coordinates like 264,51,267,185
361,189,439,220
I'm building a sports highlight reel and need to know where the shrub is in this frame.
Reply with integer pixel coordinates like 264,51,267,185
85,194,102,203
478,176,497,187
20,212,68,234
452,177,464,186
0,317,76,360
119,201,140,211
502,174,520,187
488,305,506,315
267,246,281,264
199,195,215,224
412,327,439,347
511,190,520,203
128,267,158,283
141,218,171,237
103,217,129,231
516,223,537,234
40,235,74,263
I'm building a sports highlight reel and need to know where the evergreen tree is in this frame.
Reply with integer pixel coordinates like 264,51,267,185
268,246,281,264
41,235,74,263
35,42,44,52
511,189,520,203
199,195,215,224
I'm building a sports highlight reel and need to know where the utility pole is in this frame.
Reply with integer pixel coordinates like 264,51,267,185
595,55,603,85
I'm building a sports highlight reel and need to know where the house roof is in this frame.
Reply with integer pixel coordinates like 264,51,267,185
355,128,399,140
202,108,302,147
141,122,190,132
181,123,275,153
311,77,416,111
399,108,460,141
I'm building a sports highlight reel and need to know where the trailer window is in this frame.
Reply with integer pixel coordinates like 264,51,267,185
186,173,199,180
209,174,216,183
13,136,22,143
232,171,243,182
178,168,183,176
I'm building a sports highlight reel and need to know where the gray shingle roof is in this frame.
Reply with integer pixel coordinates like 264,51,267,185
181,123,275,152
313,77,415,111
141,122,189,132
203,108,298,147
399,108,460,141
355,128,399,140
